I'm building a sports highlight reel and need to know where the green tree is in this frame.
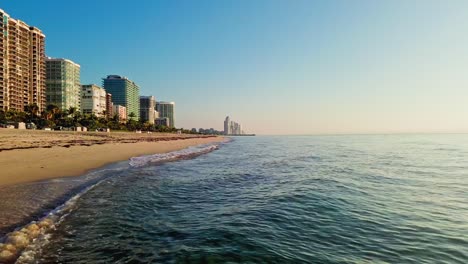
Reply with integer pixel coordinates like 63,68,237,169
68,106,77,117
0,110,6,123
24,103,40,122
5,109,26,122
128,112,136,121
45,104,60,121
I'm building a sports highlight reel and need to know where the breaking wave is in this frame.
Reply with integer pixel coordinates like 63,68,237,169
129,143,219,167
0,180,104,264
0,143,221,263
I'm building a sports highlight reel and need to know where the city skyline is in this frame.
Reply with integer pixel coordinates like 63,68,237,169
3,1,468,134
224,116,244,135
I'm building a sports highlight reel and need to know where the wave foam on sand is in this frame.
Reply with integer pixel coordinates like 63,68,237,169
0,142,222,263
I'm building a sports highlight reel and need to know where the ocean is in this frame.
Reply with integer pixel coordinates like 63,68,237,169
1,135,468,263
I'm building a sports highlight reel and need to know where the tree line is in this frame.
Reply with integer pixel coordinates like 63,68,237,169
0,103,195,133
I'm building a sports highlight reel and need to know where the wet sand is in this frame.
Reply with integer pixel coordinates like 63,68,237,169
0,129,224,187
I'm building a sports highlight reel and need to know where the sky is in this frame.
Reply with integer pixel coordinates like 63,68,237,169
3,0,468,134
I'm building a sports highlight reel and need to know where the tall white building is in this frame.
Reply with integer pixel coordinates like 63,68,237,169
81,84,106,116
224,116,231,135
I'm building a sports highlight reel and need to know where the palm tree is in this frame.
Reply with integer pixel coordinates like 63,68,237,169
0,110,6,123
46,104,60,121
24,103,39,122
68,106,77,117
128,112,136,121
112,113,119,122
5,109,17,121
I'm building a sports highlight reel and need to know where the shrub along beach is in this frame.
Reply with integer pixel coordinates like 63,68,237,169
0,105,189,133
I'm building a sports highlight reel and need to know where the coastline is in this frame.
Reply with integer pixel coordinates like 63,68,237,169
0,130,225,187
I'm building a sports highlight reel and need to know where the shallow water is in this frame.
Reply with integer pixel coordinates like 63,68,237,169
3,135,468,263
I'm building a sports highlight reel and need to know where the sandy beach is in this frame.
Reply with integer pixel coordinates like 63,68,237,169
0,129,224,186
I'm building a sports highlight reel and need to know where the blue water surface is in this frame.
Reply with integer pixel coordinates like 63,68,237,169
32,135,468,263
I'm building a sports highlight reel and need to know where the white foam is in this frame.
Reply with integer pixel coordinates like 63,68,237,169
129,143,219,167
2,143,221,263
2,179,105,263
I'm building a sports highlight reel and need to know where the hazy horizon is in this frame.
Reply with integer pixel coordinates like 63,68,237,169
4,0,468,135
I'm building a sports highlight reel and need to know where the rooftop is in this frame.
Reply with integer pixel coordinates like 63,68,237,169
46,57,80,67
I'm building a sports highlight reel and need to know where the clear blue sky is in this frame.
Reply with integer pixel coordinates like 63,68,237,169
3,0,468,134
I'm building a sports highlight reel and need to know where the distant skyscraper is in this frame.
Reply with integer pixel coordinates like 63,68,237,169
0,9,46,112
224,116,231,135
103,75,140,120
81,84,106,117
140,96,156,124
224,116,242,135
156,101,175,128
46,58,81,111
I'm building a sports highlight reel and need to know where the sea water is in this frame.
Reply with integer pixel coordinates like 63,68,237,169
2,135,468,263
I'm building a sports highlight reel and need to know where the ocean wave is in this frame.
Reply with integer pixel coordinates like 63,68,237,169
0,179,105,264
0,144,221,263
129,143,219,167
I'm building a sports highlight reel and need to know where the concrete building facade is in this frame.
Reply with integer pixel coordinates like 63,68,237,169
112,104,127,122
46,58,81,111
156,117,170,127
103,75,139,120
105,93,113,118
156,101,175,128
81,84,106,117
139,95,156,124
0,9,46,112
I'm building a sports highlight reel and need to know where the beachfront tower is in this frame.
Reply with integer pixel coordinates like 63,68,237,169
224,116,243,135
46,58,81,111
140,95,156,124
103,75,140,120
156,101,175,128
0,9,46,112
105,93,113,118
113,104,127,122
224,116,231,135
81,84,106,117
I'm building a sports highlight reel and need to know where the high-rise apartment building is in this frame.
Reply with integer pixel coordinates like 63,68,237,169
105,93,113,118
156,117,170,127
224,116,242,135
139,96,156,124
0,9,46,112
81,84,106,117
156,101,175,128
103,75,139,120
112,105,127,122
46,58,81,111
224,116,231,135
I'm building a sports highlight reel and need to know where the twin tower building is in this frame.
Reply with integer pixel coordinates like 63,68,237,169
0,9,175,127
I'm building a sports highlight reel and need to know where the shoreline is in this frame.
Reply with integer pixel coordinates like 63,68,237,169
0,131,225,187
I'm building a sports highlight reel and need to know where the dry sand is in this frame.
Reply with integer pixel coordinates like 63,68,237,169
0,129,224,186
